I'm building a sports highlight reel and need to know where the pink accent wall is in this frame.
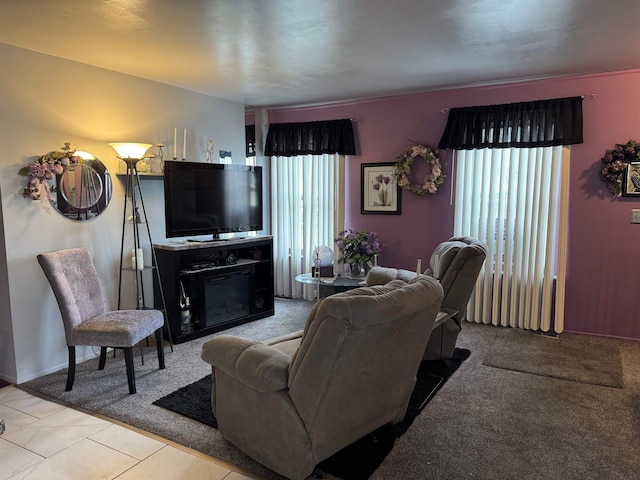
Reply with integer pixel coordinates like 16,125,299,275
268,70,640,340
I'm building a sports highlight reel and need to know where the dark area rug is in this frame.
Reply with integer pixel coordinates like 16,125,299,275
153,375,217,428
483,328,623,388
154,347,471,480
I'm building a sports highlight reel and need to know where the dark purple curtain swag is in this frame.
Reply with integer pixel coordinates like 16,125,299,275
438,96,583,150
265,118,356,156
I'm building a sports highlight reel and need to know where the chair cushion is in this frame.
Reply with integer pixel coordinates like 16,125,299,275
69,309,163,347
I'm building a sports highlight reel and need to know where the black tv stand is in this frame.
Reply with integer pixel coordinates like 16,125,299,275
153,236,274,344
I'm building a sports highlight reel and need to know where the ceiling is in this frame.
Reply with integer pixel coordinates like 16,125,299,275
1,0,639,109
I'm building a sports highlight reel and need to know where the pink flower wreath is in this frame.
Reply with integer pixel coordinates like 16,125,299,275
392,144,444,196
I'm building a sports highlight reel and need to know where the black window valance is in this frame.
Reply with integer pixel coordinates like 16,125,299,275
264,118,356,156
438,96,583,150
246,124,256,157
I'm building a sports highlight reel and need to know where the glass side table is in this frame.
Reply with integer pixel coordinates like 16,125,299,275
295,273,367,300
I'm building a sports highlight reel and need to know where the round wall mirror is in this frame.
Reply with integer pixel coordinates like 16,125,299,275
47,152,112,220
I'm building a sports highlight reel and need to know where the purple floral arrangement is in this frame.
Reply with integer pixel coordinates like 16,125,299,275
335,229,381,266
600,139,640,197
19,142,81,203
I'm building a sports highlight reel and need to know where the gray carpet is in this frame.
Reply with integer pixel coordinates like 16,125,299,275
19,302,640,480
20,298,313,480
483,327,624,388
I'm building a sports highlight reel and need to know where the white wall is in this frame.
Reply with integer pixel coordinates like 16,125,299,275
0,43,246,383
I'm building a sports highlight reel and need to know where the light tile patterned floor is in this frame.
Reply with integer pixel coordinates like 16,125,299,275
0,385,261,480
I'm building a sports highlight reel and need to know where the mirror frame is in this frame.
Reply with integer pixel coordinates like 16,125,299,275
48,153,113,221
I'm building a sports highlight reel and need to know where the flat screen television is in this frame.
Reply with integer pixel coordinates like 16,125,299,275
163,161,263,239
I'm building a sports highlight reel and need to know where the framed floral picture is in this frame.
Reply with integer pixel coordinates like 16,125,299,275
361,162,402,214
623,162,640,196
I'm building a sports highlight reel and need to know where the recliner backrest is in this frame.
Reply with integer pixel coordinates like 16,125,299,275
426,236,487,323
287,276,443,458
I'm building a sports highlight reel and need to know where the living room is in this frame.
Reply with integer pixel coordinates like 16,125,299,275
1,1,639,479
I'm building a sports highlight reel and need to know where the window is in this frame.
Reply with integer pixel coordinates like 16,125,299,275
271,154,344,300
441,96,581,334
454,145,569,333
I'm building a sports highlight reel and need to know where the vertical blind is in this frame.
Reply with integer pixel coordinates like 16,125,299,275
454,146,570,333
271,154,342,300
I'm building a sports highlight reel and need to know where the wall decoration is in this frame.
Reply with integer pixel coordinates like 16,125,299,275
599,139,640,197
623,162,640,196
19,142,80,206
361,162,401,214
392,144,443,196
18,143,112,219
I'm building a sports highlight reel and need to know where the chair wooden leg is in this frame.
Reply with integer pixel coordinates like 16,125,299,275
123,347,136,394
66,346,76,391
98,347,108,370
155,328,165,370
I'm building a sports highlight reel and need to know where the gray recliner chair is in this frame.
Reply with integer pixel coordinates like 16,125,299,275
367,236,487,360
201,276,444,480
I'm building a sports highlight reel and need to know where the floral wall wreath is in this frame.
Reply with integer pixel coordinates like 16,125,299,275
392,144,444,196
18,142,81,207
599,139,640,197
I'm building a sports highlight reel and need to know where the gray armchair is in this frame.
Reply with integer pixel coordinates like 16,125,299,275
37,247,165,394
367,236,487,360
201,276,444,480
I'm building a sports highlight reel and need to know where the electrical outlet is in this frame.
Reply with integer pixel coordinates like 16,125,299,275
632,209,640,224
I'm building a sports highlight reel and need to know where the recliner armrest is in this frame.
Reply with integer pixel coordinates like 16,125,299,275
201,335,291,392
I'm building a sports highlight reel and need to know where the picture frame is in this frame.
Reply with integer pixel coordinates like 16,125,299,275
622,162,640,196
361,162,402,214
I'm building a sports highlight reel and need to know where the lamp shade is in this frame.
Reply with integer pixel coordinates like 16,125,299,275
109,143,152,159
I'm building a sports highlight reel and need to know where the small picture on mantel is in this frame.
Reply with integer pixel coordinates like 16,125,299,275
623,162,640,196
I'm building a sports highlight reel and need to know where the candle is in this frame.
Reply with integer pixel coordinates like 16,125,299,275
183,128,187,160
416,259,422,276
173,127,177,159
374,254,378,267
131,249,144,270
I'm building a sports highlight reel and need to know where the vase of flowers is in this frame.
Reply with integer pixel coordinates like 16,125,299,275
335,229,381,276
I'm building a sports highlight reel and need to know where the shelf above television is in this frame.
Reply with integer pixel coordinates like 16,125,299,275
115,172,163,179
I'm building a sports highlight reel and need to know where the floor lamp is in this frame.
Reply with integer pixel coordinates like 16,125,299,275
110,142,174,351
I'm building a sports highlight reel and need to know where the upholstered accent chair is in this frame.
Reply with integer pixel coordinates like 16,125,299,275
201,275,444,480
37,247,165,394
367,236,487,360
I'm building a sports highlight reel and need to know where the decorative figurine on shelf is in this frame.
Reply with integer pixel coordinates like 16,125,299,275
156,143,165,173
206,137,215,163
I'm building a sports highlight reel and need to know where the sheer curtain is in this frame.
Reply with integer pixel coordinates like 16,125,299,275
271,153,344,300
454,146,569,333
